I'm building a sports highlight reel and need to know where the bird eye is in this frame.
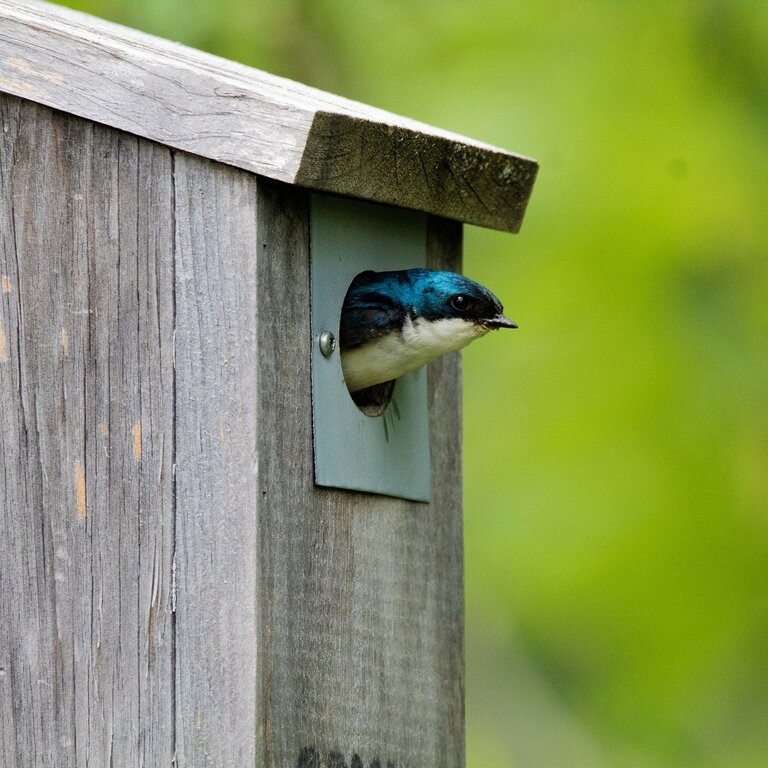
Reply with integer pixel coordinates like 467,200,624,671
450,294,471,312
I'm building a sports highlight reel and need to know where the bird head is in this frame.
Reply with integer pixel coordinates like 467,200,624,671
405,269,517,330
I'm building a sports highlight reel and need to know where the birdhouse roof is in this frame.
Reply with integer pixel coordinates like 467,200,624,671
0,0,538,232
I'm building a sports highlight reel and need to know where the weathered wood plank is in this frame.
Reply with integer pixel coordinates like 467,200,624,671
0,94,175,766
172,153,260,767
256,180,465,768
424,215,466,767
0,0,537,232
1,92,467,767
299,113,536,233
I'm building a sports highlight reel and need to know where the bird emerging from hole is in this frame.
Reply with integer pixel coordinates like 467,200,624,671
339,268,516,405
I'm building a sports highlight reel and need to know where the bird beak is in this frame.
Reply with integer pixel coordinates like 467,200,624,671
485,314,518,329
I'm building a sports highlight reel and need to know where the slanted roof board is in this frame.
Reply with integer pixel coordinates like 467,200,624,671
0,0,538,231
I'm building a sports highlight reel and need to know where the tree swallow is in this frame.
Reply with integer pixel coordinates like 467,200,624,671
339,268,516,396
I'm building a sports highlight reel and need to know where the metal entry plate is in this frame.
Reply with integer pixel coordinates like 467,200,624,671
310,194,430,502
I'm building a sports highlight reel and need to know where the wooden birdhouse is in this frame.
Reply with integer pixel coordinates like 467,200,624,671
0,2,537,766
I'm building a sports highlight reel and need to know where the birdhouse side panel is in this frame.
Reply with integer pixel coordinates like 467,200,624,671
0,94,176,766
172,153,261,767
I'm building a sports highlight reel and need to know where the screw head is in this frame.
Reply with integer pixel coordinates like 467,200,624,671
319,330,336,357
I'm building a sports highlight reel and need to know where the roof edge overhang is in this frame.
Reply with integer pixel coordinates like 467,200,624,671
0,0,538,232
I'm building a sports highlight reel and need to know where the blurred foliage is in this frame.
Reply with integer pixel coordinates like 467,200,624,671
56,1,768,765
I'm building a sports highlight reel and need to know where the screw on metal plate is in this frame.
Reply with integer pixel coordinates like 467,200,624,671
319,331,336,357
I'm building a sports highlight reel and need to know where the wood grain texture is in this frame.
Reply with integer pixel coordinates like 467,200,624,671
1,92,465,767
0,0,537,232
299,113,536,233
0,93,175,766
256,180,465,768
172,154,260,767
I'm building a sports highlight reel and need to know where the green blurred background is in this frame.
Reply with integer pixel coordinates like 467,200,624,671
57,1,768,765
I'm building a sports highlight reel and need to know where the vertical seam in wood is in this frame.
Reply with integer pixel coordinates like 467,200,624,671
8,140,26,422
169,148,178,764
132,136,143,757
256,181,264,768
257,178,272,768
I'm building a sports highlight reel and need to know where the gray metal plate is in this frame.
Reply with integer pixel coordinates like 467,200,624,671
310,194,430,502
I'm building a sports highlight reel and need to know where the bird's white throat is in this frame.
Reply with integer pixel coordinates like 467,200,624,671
341,316,489,392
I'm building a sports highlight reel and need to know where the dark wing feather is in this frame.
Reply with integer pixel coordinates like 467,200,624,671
339,282,404,349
